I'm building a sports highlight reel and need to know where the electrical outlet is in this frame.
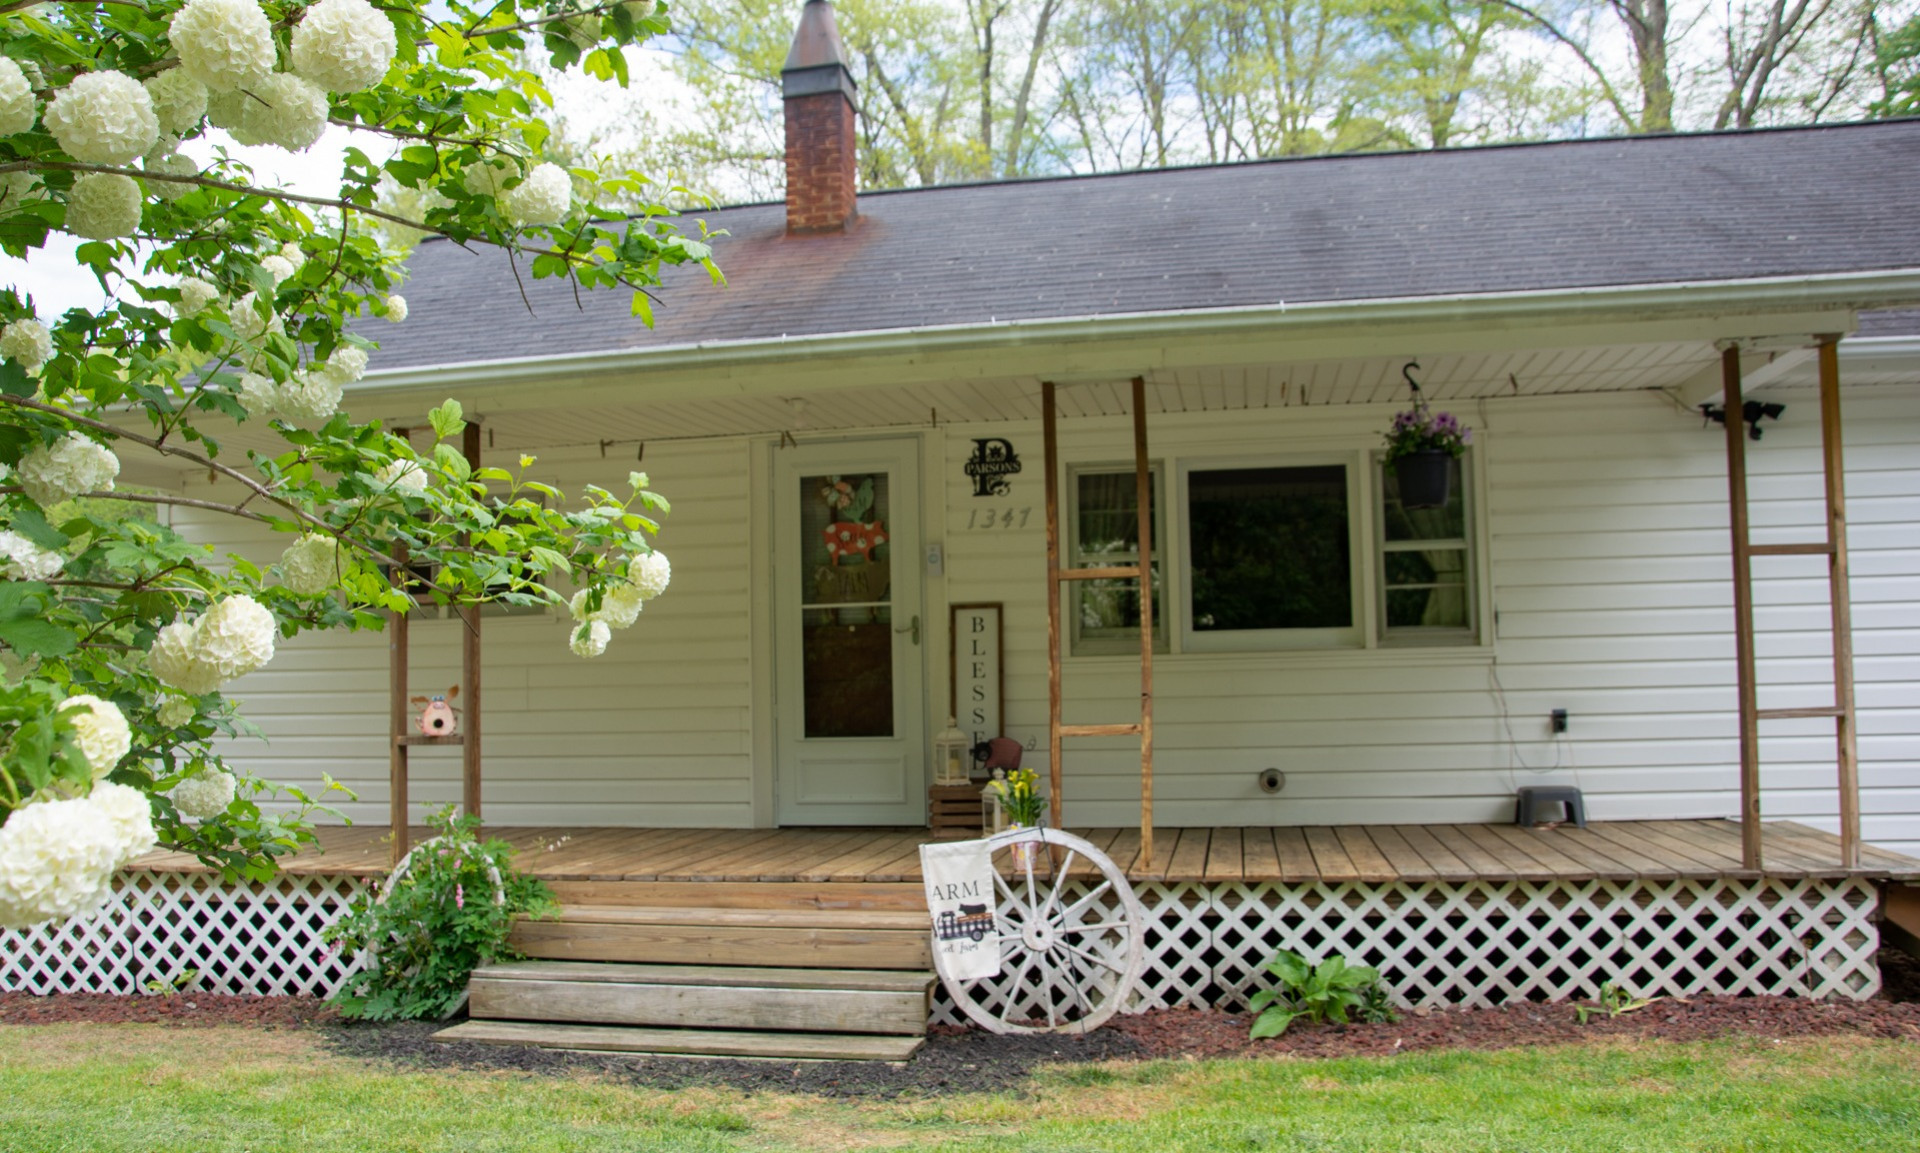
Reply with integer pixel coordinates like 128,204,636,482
1550,708,1569,735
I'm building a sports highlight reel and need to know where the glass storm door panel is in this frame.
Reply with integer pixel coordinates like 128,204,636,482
775,440,925,826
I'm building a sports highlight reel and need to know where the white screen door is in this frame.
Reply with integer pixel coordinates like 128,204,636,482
775,439,925,825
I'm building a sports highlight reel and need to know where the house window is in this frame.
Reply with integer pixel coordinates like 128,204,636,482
1378,453,1474,640
1182,462,1360,650
1068,466,1164,655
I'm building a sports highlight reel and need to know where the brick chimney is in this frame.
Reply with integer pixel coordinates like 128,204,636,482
781,0,858,234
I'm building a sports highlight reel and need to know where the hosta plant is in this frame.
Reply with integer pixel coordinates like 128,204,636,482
1247,949,1389,1038
325,806,555,1021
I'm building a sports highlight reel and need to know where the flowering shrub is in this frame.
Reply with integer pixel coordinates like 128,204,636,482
0,0,698,925
326,808,555,1020
1382,404,1472,462
989,766,1046,827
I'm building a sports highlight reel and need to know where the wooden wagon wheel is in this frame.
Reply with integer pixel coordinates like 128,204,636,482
933,826,1146,1035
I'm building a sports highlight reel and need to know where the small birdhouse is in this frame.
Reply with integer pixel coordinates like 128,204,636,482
412,684,460,737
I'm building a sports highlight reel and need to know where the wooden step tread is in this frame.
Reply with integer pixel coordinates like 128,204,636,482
545,904,930,930
434,1020,925,1062
475,959,936,993
545,880,927,911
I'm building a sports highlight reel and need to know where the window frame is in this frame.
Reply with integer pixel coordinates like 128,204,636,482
1174,453,1367,653
1372,448,1479,647
1064,461,1168,657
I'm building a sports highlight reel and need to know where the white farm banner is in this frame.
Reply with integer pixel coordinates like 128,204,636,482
919,840,1001,981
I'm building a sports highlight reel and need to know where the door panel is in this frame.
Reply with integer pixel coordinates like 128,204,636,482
776,440,924,825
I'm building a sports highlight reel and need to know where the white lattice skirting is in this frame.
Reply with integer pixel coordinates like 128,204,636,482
2,872,1882,1019
0,871,368,998
930,876,1883,1026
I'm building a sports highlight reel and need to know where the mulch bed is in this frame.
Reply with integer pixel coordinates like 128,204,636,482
4,949,1917,1099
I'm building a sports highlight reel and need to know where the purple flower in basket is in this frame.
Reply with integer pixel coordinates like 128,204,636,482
1384,401,1471,462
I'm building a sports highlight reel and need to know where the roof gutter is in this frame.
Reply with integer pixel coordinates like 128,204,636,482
357,268,1920,392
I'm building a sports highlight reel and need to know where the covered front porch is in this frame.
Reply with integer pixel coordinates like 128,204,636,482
138,819,1920,885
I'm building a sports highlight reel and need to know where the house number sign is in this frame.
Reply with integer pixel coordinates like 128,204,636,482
963,437,1022,497
949,603,1003,749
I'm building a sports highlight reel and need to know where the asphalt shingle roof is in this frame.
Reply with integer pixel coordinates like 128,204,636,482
373,120,1920,371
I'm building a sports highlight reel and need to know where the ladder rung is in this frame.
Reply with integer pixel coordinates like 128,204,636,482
1055,565,1141,582
1756,706,1846,720
1749,542,1834,556
1058,723,1143,738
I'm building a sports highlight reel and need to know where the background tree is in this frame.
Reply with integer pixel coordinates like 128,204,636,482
0,0,698,926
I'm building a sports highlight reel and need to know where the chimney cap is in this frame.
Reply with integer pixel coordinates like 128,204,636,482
782,0,853,73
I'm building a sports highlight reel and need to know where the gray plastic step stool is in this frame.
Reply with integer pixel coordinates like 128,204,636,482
1514,786,1587,828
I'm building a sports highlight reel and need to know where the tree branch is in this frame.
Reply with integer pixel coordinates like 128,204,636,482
1483,0,1640,129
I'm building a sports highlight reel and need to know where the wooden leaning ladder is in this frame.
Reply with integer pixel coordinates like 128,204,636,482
1042,378,1157,867
1720,338,1860,871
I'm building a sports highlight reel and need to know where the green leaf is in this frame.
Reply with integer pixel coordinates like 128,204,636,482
428,399,465,440
6,505,69,550
1249,1006,1296,1039
0,615,77,657
526,546,570,575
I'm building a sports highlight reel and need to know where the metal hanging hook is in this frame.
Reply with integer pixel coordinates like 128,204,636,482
1401,360,1423,397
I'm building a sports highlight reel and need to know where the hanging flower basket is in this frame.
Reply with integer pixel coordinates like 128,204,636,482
1383,400,1470,511
1393,451,1454,510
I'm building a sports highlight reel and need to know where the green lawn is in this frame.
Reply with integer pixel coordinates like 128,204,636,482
1,1025,1915,1151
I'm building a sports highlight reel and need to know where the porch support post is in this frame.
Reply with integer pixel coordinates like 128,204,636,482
1131,377,1154,869
1721,346,1763,870
1816,337,1861,868
1043,381,1063,830
388,572,410,865
461,420,484,825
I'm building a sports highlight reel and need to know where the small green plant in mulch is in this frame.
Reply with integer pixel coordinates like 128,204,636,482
1573,981,1659,1025
325,807,555,1021
1247,949,1395,1038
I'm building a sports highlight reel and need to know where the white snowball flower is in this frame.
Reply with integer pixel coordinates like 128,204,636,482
236,72,329,152
569,619,610,658
143,145,199,202
227,292,281,343
171,0,276,93
171,768,237,820
195,594,277,681
204,87,247,132
155,697,196,729
279,241,305,265
0,57,36,137
291,0,397,93
316,344,367,386
374,458,428,496
148,595,277,694
148,618,223,695
501,162,571,227
461,157,516,198
88,782,157,861
236,371,279,418
273,370,342,425
628,551,670,600
260,253,296,286
144,69,209,138
63,172,143,240
382,294,407,323
0,172,42,212
0,317,52,371
176,276,219,317
0,797,121,928
0,529,63,581
61,695,131,778
15,432,120,507
622,0,659,20
279,533,343,596
568,584,642,630
44,70,158,166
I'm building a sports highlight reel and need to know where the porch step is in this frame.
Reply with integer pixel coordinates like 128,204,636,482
543,880,927,911
433,1019,925,1063
510,903,933,969
466,960,935,1036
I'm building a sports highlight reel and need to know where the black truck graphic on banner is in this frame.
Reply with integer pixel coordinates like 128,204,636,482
935,902,996,942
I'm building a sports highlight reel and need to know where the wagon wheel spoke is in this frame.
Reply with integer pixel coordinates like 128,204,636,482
1056,942,1095,1017
1059,880,1113,925
1038,851,1078,923
1060,939,1126,975
1057,919,1129,937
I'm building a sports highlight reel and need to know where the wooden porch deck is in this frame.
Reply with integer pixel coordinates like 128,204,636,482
137,820,1920,884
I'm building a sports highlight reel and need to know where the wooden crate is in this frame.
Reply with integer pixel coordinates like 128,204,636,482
929,784,984,832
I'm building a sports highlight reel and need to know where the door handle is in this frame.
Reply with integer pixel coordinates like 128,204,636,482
896,614,920,646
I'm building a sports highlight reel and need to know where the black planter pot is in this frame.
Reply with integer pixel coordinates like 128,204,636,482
1393,451,1454,510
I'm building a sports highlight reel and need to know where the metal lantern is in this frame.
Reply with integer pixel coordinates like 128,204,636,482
933,716,971,786
981,767,1008,834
